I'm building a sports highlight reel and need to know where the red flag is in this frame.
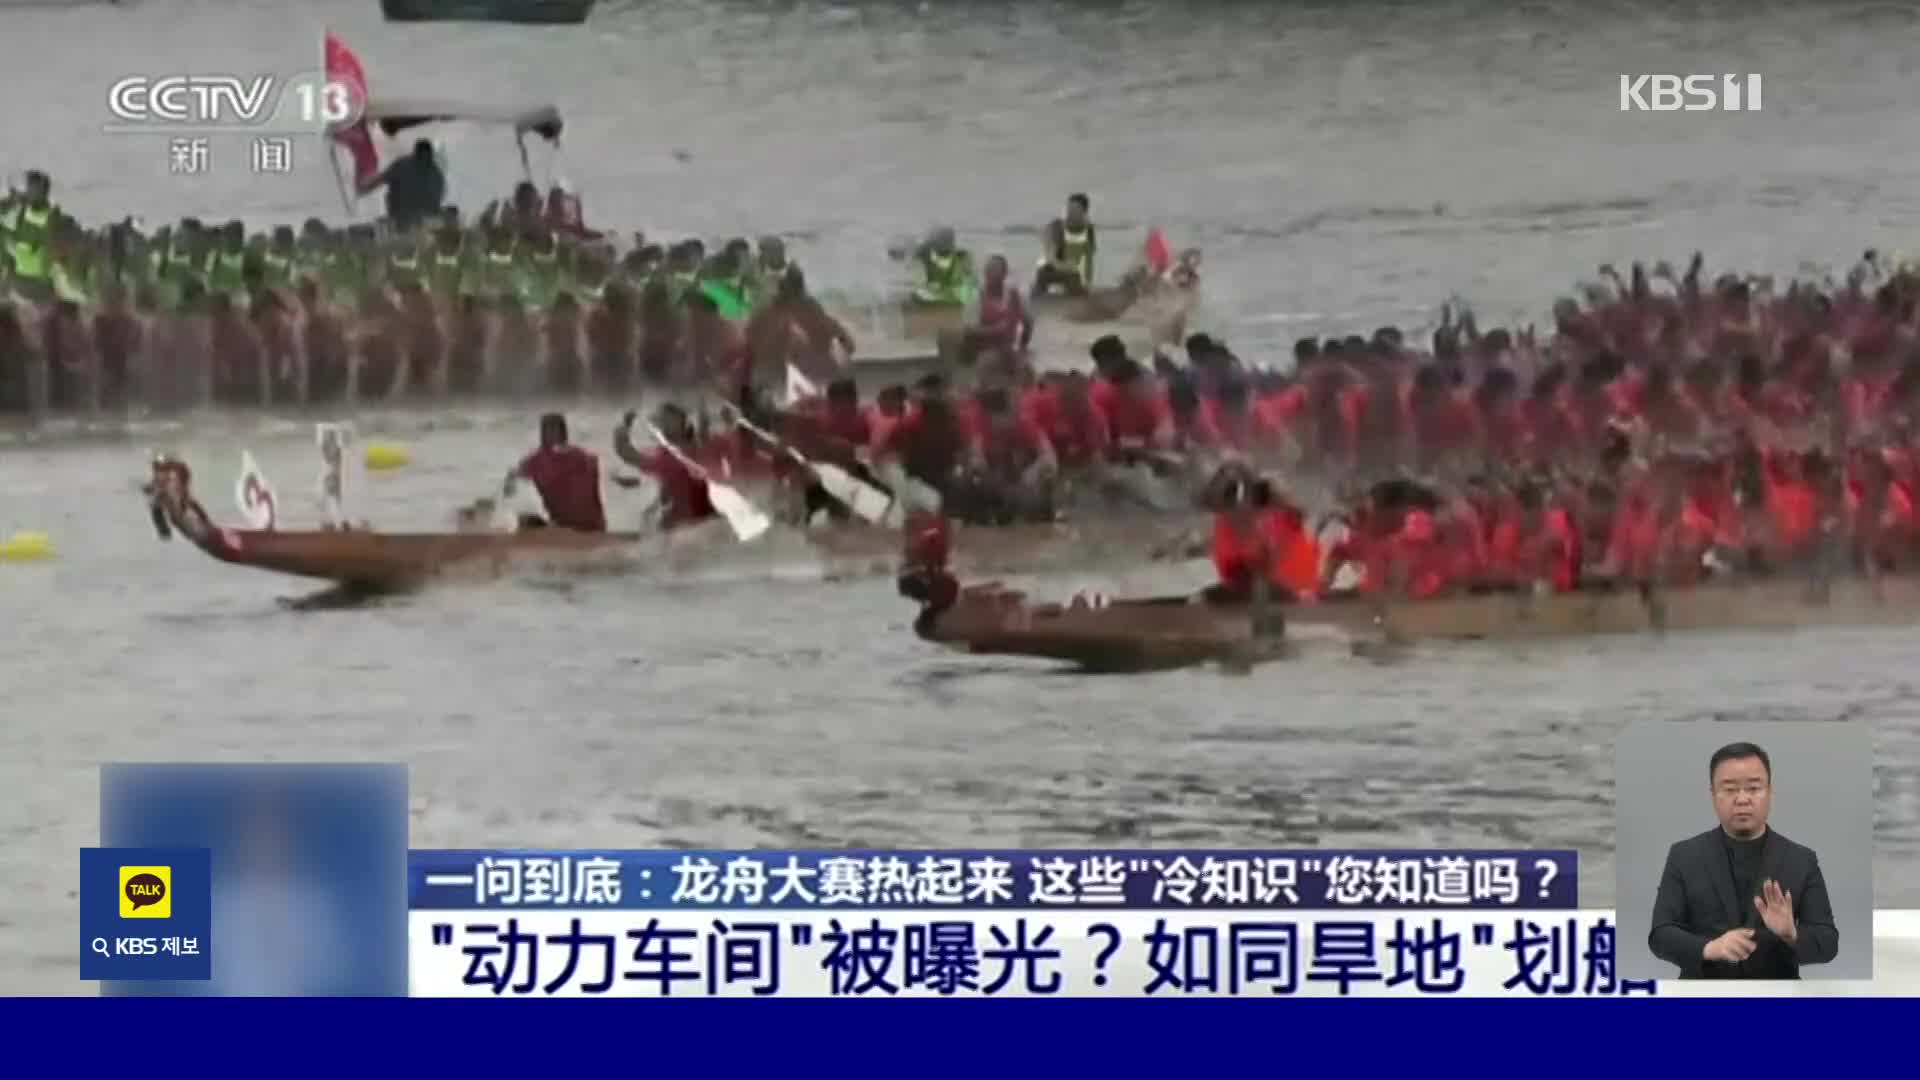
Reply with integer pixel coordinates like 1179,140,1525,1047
324,33,379,188
1143,226,1173,277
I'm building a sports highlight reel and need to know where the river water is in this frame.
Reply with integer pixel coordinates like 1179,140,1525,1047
6,0,1920,992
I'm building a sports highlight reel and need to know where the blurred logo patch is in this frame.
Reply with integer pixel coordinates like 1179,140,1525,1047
120,865,171,918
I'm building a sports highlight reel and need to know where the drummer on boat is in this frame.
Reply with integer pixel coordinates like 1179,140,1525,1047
505,411,608,532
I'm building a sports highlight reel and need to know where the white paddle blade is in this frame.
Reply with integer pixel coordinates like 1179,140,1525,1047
235,451,278,530
709,482,771,542
784,363,819,407
814,463,893,525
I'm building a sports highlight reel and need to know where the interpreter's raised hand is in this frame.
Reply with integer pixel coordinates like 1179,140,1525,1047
1703,927,1757,964
1756,879,1797,943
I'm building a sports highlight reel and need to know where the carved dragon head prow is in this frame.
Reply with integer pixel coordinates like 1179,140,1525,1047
142,455,209,542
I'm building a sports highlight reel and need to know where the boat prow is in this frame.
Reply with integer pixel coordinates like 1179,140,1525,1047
142,456,639,593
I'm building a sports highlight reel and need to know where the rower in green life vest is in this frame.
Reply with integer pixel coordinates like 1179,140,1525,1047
383,227,427,292
1033,192,1096,297
152,220,209,311
260,226,297,290
620,244,663,291
697,240,753,321
428,224,470,297
1,170,58,301
48,221,96,305
478,226,524,305
912,227,977,307
521,226,563,308
664,241,703,304
749,235,788,310
204,221,249,300
318,231,364,308
571,247,610,304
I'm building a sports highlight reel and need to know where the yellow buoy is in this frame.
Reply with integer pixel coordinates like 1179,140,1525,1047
0,530,55,562
364,441,411,471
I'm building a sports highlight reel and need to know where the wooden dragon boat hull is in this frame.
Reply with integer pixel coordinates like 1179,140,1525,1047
907,567,1920,672
1282,575,1920,642
171,521,645,592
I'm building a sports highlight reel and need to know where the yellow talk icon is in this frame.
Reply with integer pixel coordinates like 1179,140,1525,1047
119,865,171,919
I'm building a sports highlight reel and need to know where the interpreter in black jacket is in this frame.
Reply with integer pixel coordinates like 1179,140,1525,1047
1647,741,1840,979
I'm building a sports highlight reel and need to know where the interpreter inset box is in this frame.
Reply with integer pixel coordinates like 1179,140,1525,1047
100,763,408,996
1614,720,1872,981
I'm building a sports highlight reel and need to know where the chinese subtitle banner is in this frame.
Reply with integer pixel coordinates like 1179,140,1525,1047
409,849,1578,911
409,910,1651,997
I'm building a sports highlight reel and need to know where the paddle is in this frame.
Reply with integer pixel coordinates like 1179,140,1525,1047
645,422,771,542
724,404,900,527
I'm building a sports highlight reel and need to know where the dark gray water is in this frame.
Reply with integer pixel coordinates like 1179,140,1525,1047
6,0,1920,992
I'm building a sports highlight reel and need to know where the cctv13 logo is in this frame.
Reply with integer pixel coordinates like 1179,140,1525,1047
119,865,172,919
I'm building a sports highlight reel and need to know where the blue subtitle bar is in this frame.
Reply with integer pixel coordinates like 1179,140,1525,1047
409,850,1578,911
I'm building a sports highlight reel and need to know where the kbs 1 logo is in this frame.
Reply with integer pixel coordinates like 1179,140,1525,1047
119,865,172,919
1618,74,1763,112
105,73,363,133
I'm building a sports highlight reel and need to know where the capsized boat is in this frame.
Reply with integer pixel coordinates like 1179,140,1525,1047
142,456,641,593
898,568,1285,673
380,0,595,23
893,510,1282,673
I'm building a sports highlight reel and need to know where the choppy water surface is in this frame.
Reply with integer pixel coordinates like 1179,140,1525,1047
7,0,1920,992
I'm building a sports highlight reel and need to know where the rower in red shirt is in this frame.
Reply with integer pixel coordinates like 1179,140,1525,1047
814,378,874,448
1206,377,1280,454
1488,484,1582,592
612,404,717,529
1408,364,1480,470
1167,374,1223,452
957,254,1032,376
972,385,1059,522
867,385,910,456
1087,337,1173,455
1027,372,1112,467
505,412,608,532
1202,466,1313,618
1761,449,1822,565
878,375,973,499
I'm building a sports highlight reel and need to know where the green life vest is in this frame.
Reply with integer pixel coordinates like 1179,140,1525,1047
668,270,697,302
263,252,294,286
915,250,976,306
524,250,560,306
699,277,750,321
52,261,91,304
328,252,368,308
207,250,246,294
6,205,52,281
1053,225,1093,283
431,251,466,295
482,251,521,303
388,251,422,289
